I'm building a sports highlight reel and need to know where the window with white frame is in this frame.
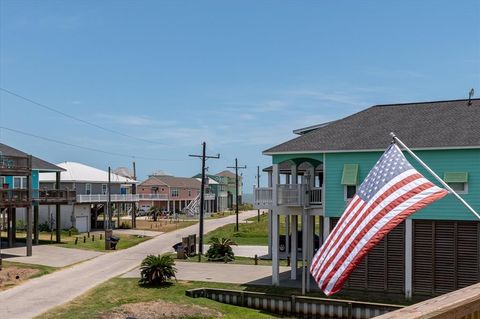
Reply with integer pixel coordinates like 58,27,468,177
85,183,92,195
13,176,27,189
444,172,468,194
171,188,179,197
344,185,357,200
102,184,107,195
0,176,5,186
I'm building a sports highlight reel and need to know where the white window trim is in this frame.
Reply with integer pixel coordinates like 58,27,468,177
344,184,357,201
85,183,92,195
101,184,107,195
447,182,468,195
13,176,27,189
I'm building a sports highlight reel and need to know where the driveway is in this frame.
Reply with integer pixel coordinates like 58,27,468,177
122,262,286,284
1,245,103,268
0,210,259,319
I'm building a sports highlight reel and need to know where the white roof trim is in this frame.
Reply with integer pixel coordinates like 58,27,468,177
39,162,137,183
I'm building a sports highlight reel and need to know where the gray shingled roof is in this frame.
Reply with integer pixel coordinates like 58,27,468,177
264,99,480,154
0,143,65,172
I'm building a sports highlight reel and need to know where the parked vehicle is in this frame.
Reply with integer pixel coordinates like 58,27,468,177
136,209,148,217
279,231,320,252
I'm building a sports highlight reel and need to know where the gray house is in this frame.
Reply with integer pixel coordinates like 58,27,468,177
40,162,137,232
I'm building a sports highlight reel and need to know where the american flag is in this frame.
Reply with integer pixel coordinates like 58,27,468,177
310,143,448,296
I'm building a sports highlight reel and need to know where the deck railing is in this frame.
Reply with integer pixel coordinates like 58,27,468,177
310,187,322,205
253,185,323,207
277,184,308,206
77,194,140,203
0,155,30,172
137,194,169,201
38,189,76,203
0,189,30,204
254,187,274,206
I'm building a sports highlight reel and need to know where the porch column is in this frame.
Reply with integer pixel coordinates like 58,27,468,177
323,216,330,242
271,163,280,285
34,204,39,245
272,212,280,286
291,214,298,280
306,215,315,292
301,214,307,295
405,219,413,300
55,171,61,243
267,170,273,258
285,215,290,258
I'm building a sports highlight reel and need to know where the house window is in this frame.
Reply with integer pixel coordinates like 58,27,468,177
188,190,191,197
85,183,92,195
102,184,107,195
171,188,178,197
341,164,359,201
0,176,5,186
444,172,468,194
345,185,357,200
13,176,27,189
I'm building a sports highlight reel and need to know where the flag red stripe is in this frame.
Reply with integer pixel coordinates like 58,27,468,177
327,189,448,295
312,173,422,279
319,182,440,290
309,196,364,271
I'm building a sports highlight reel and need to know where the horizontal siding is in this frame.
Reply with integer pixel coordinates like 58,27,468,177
325,149,480,221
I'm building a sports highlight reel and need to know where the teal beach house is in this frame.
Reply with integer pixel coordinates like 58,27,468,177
254,98,480,301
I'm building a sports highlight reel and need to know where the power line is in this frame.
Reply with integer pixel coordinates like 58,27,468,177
0,87,167,146
0,126,188,162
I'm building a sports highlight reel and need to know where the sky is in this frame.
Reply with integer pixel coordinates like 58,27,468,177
1,0,479,192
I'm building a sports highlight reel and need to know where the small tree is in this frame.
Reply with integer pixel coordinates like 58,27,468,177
205,237,237,262
139,254,177,285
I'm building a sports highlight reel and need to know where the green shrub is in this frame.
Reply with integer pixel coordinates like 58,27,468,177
205,237,237,262
39,221,51,232
139,254,177,285
119,221,131,229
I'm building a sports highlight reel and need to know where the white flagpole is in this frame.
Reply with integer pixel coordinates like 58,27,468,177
390,132,480,221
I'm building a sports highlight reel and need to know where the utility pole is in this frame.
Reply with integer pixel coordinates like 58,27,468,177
132,161,137,228
189,142,220,261
108,166,112,230
227,158,247,232
256,165,261,222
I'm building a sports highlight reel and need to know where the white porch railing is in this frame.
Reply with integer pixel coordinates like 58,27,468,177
77,194,139,203
137,194,169,201
254,187,273,206
277,184,308,206
253,184,323,207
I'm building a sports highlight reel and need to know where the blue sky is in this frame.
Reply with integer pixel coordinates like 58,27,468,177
1,1,479,190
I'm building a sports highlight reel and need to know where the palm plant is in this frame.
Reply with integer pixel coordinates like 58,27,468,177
139,254,177,285
205,237,237,262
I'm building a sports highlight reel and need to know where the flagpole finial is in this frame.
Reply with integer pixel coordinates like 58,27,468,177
389,132,397,144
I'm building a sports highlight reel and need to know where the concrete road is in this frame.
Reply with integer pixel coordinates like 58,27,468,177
0,210,259,319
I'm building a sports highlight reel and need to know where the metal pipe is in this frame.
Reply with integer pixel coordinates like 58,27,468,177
390,132,480,220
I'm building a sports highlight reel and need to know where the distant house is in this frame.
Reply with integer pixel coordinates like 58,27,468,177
192,174,229,213
216,170,243,208
0,143,74,255
255,98,480,300
40,162,137,232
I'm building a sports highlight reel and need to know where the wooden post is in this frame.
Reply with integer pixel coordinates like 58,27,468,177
33,204,39,245
55,171,61,243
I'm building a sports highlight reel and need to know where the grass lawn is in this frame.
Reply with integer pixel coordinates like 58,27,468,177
177,254,289,267
126,218,197,232
37,278,286,319
1,231,151,252
205,213,282,245
56,233,151,251
207,211,236,219
0,261,56,291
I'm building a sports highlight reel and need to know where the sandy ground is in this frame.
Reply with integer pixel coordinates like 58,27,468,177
0,266,39,290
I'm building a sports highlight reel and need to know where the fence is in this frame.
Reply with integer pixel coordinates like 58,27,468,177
186,288,403,318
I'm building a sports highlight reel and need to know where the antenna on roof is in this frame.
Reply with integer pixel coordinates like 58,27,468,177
468,88,474,105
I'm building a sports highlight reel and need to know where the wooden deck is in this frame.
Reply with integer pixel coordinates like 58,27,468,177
374,282,480,319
